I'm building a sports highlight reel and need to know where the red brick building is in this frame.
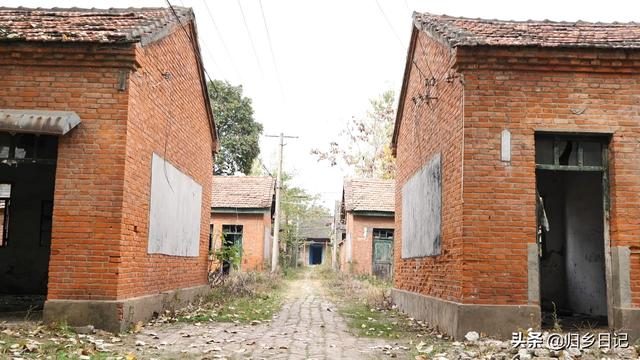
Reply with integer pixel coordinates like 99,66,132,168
298,216,333,266
210,176,275,272
0,7,216,332
392,12,640,339
339,179,395,279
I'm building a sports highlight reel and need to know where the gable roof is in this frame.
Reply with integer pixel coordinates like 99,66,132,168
212,176,275,209
414,12,640,49
299,216,333,240
343,179,395,213
0,7,192,44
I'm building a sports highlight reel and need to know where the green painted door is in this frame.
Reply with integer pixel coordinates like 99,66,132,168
372,229,394,279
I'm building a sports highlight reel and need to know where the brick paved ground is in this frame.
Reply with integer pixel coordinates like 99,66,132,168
120,269,410,359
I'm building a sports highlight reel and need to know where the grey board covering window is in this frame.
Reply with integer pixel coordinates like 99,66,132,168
401,153,442,258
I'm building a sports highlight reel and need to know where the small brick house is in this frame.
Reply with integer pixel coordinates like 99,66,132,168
0,7,216,332
339,179,395,279
392,12,640,339
298,216,333,266
210,176,275,272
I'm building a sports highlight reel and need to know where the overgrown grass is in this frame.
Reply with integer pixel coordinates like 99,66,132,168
176,271,285,324
316,268,439,339
315,268,460,358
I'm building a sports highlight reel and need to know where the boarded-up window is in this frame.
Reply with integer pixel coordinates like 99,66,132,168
148,153,202,257
401,154,442,258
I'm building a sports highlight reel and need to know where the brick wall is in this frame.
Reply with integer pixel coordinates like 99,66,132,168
0,43,133,300
119,26,214,299
395,29,640,307
210,212,270,271
394,29,465,302
457,46,640,306
0,24,214,301
346,214,395,275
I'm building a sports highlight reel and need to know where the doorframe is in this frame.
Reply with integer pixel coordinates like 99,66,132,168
371,228,395,278
533,132,612,326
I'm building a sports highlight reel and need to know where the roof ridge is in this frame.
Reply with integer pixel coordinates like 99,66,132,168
412,11,640,49
0,6,188,12
415,11,640,26
0,7,193,45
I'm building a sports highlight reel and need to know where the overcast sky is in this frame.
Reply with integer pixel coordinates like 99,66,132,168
8,0,640,209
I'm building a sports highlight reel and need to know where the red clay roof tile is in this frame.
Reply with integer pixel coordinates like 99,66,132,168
0,7,191,44
212,176,275,209
415,12,640,49
344,179,395,213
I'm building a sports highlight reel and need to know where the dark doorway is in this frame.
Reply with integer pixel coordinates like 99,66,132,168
372,229,394,279
535,134,609,330
0,133,58,318
309,244,323,265
221,225,243,274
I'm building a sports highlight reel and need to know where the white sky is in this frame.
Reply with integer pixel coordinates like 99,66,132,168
8,0,640,208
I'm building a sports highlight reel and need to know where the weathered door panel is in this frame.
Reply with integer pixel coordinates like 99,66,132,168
372,229,394,279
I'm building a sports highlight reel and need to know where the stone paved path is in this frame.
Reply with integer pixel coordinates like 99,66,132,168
120,270,408,359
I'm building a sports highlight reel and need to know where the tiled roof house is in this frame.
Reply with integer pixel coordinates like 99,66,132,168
210,176,275,272
392,12,640,340
339,179,395,278
0,7,216,332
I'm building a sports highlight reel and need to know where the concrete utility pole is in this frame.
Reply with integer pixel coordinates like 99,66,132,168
266,133,298,273
332,200,340,270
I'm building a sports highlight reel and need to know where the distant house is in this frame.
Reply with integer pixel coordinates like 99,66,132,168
339,179,395,279
0,7,216,332
392,12,640,340
210,176,275,272
298,216,333,266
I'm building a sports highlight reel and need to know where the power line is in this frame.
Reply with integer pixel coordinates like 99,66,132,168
164,1,215,85
374,0,406,50
201,0,243,82
237,0,265,78
200,39,222,77
403,0,412,18
258,0,285,99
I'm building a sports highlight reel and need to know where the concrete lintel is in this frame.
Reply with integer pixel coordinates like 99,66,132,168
392,288,540,340
44,284,210,333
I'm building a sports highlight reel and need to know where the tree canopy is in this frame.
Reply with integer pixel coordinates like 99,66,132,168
209,80,263,175
311,89,396,179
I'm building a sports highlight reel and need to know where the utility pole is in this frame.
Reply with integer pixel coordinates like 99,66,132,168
266,133,298,273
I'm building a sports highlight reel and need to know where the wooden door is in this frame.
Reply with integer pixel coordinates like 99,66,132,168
372,229,394,279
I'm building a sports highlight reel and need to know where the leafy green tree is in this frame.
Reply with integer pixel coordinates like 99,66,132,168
209,80,263,175
312,90,396,179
